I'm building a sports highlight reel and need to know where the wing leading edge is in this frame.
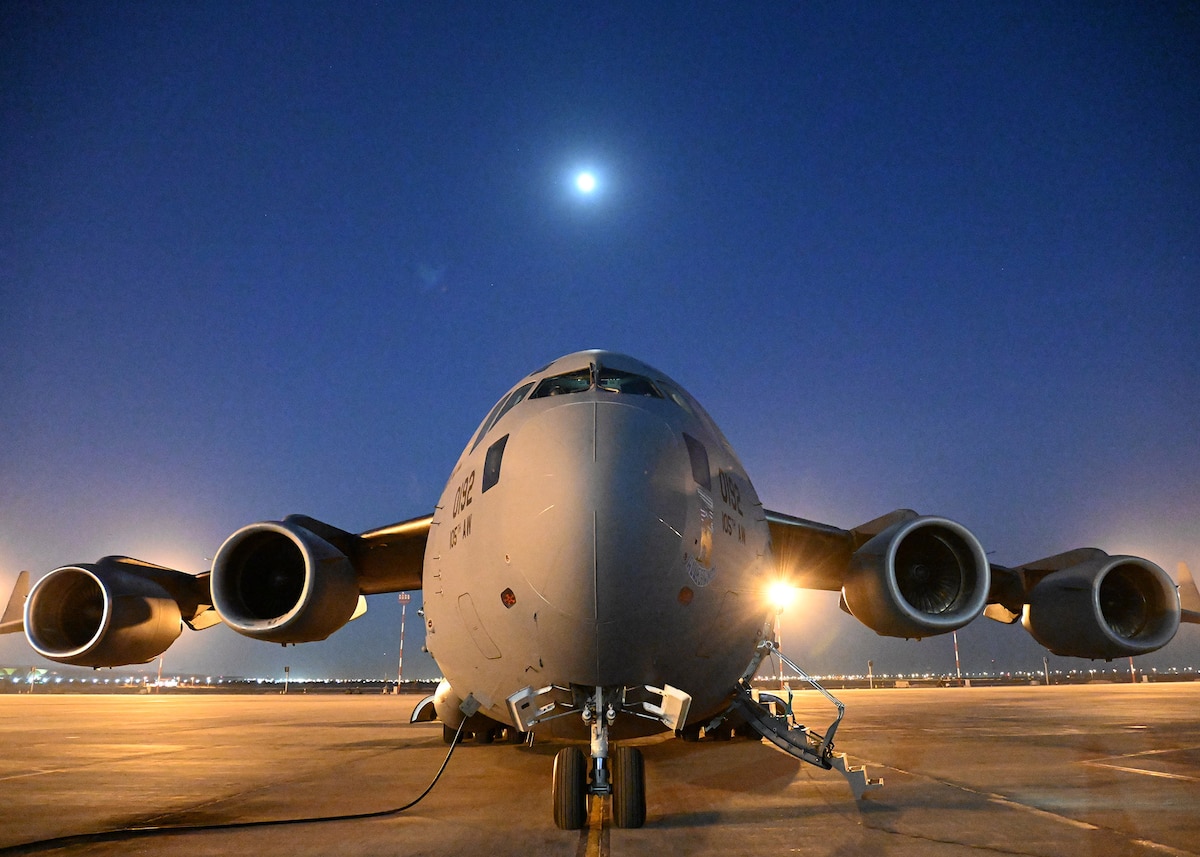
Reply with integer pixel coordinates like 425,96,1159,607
1178,562,1200,625
0,570,30,635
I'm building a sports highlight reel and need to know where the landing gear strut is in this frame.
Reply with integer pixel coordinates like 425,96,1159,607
583,687,647,830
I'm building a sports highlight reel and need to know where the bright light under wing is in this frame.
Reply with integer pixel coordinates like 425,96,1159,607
768,580,797,613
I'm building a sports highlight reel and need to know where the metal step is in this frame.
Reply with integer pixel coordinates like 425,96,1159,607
729,641,883,799
829,752,882,800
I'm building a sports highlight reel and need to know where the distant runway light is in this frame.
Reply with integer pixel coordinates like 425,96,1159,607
575,171,597,194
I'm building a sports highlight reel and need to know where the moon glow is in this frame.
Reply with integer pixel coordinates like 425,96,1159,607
575,171,597,193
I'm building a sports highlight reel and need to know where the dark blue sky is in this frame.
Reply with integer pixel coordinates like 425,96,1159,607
2,2,1198,679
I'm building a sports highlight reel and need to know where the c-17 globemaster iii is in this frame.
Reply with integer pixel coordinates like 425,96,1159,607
4,350,1198,829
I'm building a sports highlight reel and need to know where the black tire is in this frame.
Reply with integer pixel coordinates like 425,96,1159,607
442,724,462,744
611,745,646,828
552,747,588,830
476,727,495,744
505,728,528,744
679,722,702,742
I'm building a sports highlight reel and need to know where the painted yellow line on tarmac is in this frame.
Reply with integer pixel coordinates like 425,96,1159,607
576,796,608,857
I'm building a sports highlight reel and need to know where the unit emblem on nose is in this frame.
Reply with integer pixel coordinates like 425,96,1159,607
686,487,716,587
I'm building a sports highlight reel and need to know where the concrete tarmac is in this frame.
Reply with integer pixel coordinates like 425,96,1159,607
0,685,1197,856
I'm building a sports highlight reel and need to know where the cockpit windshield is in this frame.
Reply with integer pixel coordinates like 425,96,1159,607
529,364,663,399
530,368,592,398
470,360,670,455
596,367,662,396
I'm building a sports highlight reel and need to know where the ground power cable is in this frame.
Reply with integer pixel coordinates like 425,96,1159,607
0,718,469,856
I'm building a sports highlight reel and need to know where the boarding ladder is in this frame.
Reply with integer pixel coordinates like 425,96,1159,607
723,640,882,799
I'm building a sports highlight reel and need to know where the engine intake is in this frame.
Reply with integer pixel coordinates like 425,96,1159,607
211,519,360,643
1022,556,1179,659
842,516,990,638
25,563,183,667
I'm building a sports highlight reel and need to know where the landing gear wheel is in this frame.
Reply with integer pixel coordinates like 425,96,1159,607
442,724,462,744
475,727,495,744
611,745,646,828
679,722,701,742
552,747,588,830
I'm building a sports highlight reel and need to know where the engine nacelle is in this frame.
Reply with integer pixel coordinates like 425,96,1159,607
211,519,360,644
1022,556,1180,659
25,563,183,667
842,516,990,638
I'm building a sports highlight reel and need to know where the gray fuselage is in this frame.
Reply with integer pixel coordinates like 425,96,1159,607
422,351,774,737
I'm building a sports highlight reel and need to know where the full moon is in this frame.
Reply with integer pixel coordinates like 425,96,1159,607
575,171,597,193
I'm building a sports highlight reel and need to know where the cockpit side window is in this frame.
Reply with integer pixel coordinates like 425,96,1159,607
656,382,695,416
662,381,737,461
530,368,592,398
470,398,507,452
493,382,533,427
471,382,534,452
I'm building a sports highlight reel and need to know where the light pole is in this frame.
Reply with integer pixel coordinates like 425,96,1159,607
952,630,963,687
397,593,411,692
767,581,796,685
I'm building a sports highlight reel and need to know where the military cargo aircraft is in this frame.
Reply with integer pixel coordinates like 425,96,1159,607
4,350,1198,829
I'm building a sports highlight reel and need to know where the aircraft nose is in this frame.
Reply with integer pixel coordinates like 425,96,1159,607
502,399,687,626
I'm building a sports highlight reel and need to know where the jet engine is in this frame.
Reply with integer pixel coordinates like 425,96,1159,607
1022,555,1180,659
24,561,183,667
210,519,361,643
841,516,990,638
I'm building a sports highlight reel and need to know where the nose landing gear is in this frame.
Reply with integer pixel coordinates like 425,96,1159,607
507,682,691,830
549,687,646,829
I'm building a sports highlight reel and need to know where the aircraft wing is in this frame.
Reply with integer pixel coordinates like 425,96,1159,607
0,570,30,635
15,512,432,669
338,513,433,594
766,508,911,591
1178,563,1200,625
765,507,1185,659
